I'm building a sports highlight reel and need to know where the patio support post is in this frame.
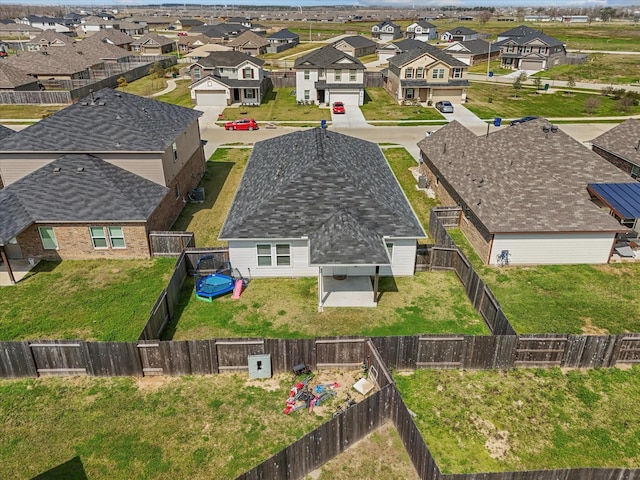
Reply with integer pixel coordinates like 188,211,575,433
318,266,324,312
373,265,379,303
0,247,16,285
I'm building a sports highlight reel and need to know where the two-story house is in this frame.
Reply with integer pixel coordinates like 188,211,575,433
405,20,437,42
440,27,478,43
496,25,567,71
0,89,205,269
383,44,469,104
16,15,74,34
293,45,365,106
188,51,267,106
371,20,402,42
266,28,299,54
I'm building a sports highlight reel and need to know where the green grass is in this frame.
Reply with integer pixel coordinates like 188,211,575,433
260,42,320,59
395,367,640,474
361,88,444,121
0,259,175,341
0,105,65,120
448,229,640,334
0,374,328,479
465,82,640,119
221,88,329,122
532,53,640,85
154,79,193,107
172,148,250,247
118,75,168,97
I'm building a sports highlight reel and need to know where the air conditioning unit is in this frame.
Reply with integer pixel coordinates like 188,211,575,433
191,187,205,202
418,176,428,189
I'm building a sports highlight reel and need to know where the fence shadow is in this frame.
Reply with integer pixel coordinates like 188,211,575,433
31,456,87,480
159,276,194,341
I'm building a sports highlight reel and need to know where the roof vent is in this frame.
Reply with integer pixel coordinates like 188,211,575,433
542,125,550,133
116,114,121,120
76,167,84,172
115,140,121,147
53,167,61,173
550,125,558,133
81,102,89,106
115,92,122,97
98,102,106,106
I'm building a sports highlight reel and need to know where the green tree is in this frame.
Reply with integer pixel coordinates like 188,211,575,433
533,77,542,92
116,76,128,89
512,72,527,98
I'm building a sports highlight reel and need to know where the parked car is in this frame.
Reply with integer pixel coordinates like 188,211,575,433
510,116,539,126
332,101,345,114
435,101,454,113
225,118,259,131
177,32,188,36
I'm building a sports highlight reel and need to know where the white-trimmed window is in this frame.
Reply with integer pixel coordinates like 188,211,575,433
432,68,445,79
194,68,201,79
256,243,291,267
172,142,178,162
39,227,58,250
335,69,342,81
405,68,413,79
244,89,255,99
243,67,254,79
349,69,356,81
416,67,424,79
304,69,310,80
257,244,272,266
304,90,310,101
386,242,394,261
275,244,291,266
108,227,126,249
453,68,462,78
90,226,108,249
406,88,414,99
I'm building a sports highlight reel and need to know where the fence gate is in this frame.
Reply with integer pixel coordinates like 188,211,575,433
216,340,265,372
30,342,88,376
416,337,465,369
137,342,164,376
616,337,640,364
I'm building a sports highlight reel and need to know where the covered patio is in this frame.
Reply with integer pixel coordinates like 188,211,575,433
318,274,377,308
0,257,37,286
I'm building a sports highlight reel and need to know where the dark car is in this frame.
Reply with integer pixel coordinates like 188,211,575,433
332,101,345,114
225,118,259,131
435,100,454,113
510,116,539,126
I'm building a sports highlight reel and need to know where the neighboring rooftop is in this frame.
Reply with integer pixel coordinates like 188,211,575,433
0,88,202,153
267,28,298,40
294,45,364,69
192,50,265,67
591,119,640,168
334,35,377,49
389,43,468,68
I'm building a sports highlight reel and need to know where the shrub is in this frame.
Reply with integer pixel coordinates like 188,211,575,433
584,96,601,114
116,76,128,88
600,86,614,96
618,96,635,113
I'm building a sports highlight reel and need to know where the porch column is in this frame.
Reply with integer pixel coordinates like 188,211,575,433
318,266,324,312
0,247,16,285
373,265,379,303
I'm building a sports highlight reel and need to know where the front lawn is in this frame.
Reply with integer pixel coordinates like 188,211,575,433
361,88,444,121
465,82,640,119
0,259,175,341
396,367,640,474
449,229,640,334
533,53,640,85
221,88,329,122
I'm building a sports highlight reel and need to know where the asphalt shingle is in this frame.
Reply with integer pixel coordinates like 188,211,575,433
591,119,640,168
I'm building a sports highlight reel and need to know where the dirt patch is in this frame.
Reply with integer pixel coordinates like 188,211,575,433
580,317,609,335
135,375,179,392
470,414,512,461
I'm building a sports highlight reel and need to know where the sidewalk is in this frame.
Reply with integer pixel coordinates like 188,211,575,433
467,73,640,93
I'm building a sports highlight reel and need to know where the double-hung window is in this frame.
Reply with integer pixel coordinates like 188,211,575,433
108,227,126,249
335,69,342,81
243,67,254,79
304,70,310,80
90,227,108,249
416,67,424,79
349,69,356,81
256,244,291,267
405,68,413,79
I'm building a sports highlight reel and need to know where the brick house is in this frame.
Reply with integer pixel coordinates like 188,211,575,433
0,88,204,269
496,25,567,71
130,33,175,55
590,119,640,180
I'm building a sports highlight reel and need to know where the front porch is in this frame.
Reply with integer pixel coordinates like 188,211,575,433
320,275,377,309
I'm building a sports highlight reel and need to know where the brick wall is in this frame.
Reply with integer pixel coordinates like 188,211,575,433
17,223,150,260
592,145,634,177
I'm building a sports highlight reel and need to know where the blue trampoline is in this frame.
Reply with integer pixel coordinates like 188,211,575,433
194,255,247,302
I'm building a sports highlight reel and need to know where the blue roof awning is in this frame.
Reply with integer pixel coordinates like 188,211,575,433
588,183,640,219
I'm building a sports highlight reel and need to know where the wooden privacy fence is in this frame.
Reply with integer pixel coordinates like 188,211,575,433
149,231,195,256
0,90,73,105
3,333,640,380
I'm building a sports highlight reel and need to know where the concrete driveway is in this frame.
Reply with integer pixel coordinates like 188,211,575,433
194,105,225,130
442,103,489,135
330,105,371,128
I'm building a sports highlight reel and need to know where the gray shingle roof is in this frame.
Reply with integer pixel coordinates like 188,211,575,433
228,30,269,48
0,63,38,89
0,125,16,141
0,154,168,245
498,25,563,47
130,33,174,47
268,28,298,40
220,128,425,265
389,44,468,68
294,45,364,70
334,35,377,49
591,119,640,168
444,26,477,36
384,38,426,52
417,120,630,234
0,88,202,153
447,39,500,55
192,50,265,68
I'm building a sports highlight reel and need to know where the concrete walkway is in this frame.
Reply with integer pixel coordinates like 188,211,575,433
151,75,191,97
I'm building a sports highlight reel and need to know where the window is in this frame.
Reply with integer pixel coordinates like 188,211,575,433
525,46,531,54
385,242,394,261
174,183,180,200
416,67,424,79
453,68,462,78
276,244,291,266
304,90,310,101
405,68,413,79
244,89,255,99
256,244,291,267
539,47,547,54
349,69,356,81
172,142,178,162
318,68,324,77
257,244,272,266
90,227,108,248
304,69,310,80
243,67,254,79
406,88,414,99
193,68,201,79
39,227,58,250
335,69,342,81
631,165,640,179
432,68,445,79
108,227,126,248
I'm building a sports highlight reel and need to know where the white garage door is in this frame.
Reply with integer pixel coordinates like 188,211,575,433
378,51,395,63
195,90,227,107
521,59,543,71
332,91,361,106
430,89,463,102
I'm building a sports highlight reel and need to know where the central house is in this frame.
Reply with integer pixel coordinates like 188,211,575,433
219,128,426,310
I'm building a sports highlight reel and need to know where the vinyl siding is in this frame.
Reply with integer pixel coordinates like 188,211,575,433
0,158,54,186
490,232,616,266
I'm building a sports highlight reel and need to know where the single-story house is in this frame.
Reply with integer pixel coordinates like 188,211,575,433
219,127,426,310
266,28,299,54
184,43,233,62
0,88,205,277
332,35,377,58
440,27,478,43
228,30,269,56
0,63,40,91
590,119,640,180
130,33,175,55
417,119,631,265
441,39,501,66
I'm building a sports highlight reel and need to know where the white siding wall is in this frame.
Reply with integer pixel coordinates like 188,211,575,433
228,238,417,278
296,69,319,103
236,61,263,81
490,232,617,266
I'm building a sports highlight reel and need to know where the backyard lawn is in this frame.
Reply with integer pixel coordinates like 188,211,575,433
465,82,640,120
154,79,193,108
449,229,640,334
0,259,175,341
396,367,640,474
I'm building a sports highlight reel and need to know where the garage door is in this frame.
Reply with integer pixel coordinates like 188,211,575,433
521,59,543,71
430,89,463,102
331,91,361,106
195,90,227,107
378,51,395,63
